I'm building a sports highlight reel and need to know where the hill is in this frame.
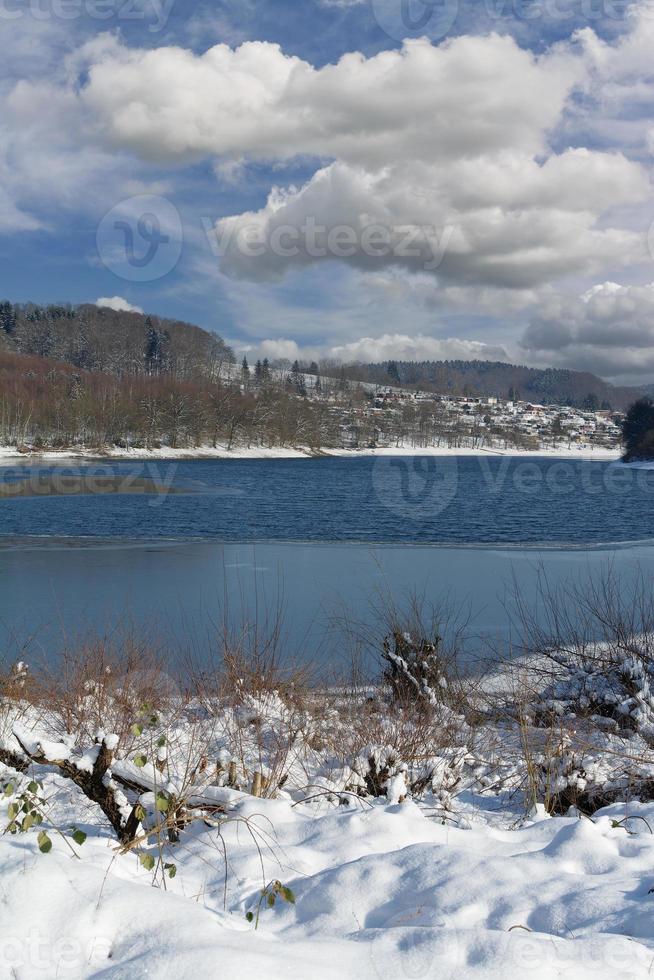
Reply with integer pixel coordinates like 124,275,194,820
335,359,639,411
0,302,234,380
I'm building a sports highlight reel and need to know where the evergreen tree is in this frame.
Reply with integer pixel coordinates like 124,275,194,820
241,356,250,386
622,397,654,460
387,360,401,385
0,301,16,335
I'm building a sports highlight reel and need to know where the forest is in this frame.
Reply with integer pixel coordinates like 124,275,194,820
0,302,628,453
334,358,639,411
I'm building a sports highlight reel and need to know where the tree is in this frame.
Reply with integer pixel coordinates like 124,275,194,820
0,301,16,335
387,360,400,385
288,360,306,396
622,397,654,460
241,356,250,387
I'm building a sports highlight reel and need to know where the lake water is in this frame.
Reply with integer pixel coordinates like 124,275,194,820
1,455,653,673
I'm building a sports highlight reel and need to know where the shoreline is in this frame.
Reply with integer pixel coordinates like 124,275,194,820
0,443,622,463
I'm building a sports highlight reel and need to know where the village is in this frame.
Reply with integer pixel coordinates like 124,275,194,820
312,378,625,453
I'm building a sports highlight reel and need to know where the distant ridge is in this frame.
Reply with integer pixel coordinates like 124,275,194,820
0,301,644,411
337,359,639,411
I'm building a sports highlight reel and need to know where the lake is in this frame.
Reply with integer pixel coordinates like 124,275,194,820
1,455,653,673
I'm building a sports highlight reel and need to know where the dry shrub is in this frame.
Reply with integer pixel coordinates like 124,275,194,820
22,634,183,745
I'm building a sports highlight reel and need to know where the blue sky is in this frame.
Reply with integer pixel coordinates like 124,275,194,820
2,0,654,380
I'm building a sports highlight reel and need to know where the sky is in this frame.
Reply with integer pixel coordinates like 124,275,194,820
2,0,654,383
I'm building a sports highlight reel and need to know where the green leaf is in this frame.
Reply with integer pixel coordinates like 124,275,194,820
245,911,254,923
139,853,155,871
281,886,296,905
4,782,14,797
131,723,144,737
164,862,177,878
267,893,276,908
133,754,148,768
155,792,169,813
37,831,52,854
21,813,34,832
27,781,40,794
134,804,146,822
7,802,18,820
157,735,166,748
72,829,87,846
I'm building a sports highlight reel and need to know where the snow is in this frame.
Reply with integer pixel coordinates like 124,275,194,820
1,788,653,978
3,662,654,978
0,784,649,971
0,443,621,463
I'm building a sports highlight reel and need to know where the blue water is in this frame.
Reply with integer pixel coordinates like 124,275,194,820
1,456,653,668
0,455,652,544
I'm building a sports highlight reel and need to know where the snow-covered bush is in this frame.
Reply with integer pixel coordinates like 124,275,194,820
381,630,450,710
533,646,654,741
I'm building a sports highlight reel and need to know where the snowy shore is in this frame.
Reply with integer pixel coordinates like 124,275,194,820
0,443,621,463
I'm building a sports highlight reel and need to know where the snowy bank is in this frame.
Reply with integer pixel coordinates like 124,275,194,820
0,443,621,463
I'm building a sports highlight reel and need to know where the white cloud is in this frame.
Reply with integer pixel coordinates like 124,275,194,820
330,333,508,363
520,280,654,379
80,34,579,165
257,338,302,361
65,30,650,290
95,296,144,314
215,153,648,286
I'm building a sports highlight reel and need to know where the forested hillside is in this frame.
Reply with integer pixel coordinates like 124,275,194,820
335,359,638,411
0,303,233,380
0,301,634,453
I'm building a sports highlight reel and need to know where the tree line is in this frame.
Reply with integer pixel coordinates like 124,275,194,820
0,303,233,381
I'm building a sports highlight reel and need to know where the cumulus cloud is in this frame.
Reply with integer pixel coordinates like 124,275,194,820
44,28,646,292
330,333,508,363
95,296,144,314
520,281,654,379
79,34,578,165
214,153,648,286
257,338,302,360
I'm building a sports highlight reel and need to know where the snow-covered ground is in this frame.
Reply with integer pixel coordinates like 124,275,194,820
2,657,654,980
0,443,621,463
2,790,653,979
